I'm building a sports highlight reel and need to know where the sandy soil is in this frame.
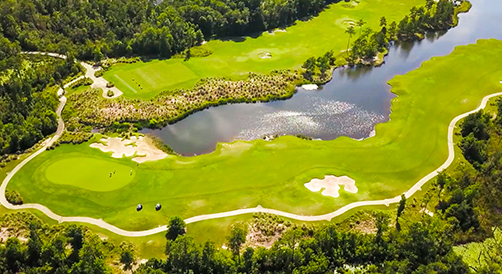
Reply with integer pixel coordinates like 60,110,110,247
268,28,287,35
90,136,167,163
258,52,272,59
302,84,318,90
304,175,358,198
0,228,27,243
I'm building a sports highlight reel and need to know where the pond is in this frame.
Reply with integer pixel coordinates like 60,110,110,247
142,0,502,156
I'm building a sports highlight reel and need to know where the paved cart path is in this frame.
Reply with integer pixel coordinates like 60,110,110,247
2,52,501,237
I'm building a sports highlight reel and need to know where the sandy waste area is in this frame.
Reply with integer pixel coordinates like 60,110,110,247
304,175,358,198
90,136,167,163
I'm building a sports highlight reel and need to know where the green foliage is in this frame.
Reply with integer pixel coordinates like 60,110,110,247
0,54,80,155
106,90,114,97
66,70,303,127
166,216,186,241
94,70,104,78
5,189,23,205
349,0,467,65
119,242,136,271
147,134,176,155
49,131,93,149
0,0,346,60
461,111,492,140
69,77,93,90
227,223,248,258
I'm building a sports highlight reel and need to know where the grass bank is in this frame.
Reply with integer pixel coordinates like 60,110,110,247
103,0,424,99
8,39,502,231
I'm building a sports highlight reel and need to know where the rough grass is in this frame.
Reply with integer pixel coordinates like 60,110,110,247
103,0,424,98
454,228,502,269
8,39,502,231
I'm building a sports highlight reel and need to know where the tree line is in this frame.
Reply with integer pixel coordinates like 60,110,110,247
0,0,340,60
0,51,81,156
343,0,468,65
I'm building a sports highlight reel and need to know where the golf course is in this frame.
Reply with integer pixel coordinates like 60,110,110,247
103,0,424,98
6,39,502,232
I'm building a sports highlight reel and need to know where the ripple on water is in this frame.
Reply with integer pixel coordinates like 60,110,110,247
236,97,385,141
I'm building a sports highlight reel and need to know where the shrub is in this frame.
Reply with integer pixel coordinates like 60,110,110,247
106,82,114,88
5,190,23,205
48,131,93,149
94,70,104,78
69,77,93,89
107,90,114,97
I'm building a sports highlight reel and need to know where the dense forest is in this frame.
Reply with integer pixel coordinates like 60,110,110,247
0,50,81,156
0,0,338,60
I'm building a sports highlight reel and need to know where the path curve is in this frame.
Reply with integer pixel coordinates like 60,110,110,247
21,51,123,98
2,53,501,237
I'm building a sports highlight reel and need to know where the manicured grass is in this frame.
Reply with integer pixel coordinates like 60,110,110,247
9,39,502,231
44,156,135,191
103,0,424,98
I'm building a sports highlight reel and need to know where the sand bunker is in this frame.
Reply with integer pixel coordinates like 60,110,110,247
268,28,286,35
302,84,318,90
304,175,358,198
90,136,167,163
258,52,272,59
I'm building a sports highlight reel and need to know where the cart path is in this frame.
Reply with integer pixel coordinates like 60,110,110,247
2,53,501,237
21,51,123,98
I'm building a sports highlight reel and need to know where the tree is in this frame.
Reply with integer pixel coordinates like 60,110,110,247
27,226,42,267
166,216,186,240
397,194,407,218
227,223,248,263
119,242,135,271
302,57,317,79
436,171,448,198
356,19,366,37
380,16,387,28
345,25,356,56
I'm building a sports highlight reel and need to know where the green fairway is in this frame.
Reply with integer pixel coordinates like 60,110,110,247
9,39,502,231
103,0,424,98
44,156,135,191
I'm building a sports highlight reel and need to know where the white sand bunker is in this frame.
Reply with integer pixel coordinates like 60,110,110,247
90,136,167,163
258,52,272,59
304,175,358,198
302,84,318,90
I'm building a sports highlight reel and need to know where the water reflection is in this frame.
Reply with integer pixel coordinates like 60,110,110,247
143,0,502,155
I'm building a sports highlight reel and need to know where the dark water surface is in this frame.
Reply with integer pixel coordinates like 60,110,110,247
143,0,502,155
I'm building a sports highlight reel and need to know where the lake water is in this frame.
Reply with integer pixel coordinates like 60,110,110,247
142,0,502,156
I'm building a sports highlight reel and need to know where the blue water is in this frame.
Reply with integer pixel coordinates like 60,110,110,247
143,0,502,155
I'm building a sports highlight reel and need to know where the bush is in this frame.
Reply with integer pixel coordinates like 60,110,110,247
106,82,114,88
107,90,114,97
94,70,104,78
5,190,23,205
70,77,93,89
49,131,93,149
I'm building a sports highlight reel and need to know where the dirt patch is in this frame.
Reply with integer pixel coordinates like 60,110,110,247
258,52,272,59
304,175,358,198
90,136,167,163
245,213,292,249
0,228,27,243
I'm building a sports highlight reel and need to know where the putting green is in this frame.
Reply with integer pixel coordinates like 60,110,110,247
9,39,502,231
45,157,135,192
103,0,424,98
